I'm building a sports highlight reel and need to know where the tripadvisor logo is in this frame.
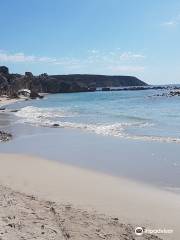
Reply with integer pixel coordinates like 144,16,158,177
135,226,173,236
135,227,144,236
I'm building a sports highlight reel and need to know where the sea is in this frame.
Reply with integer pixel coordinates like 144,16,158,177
13,88,180,143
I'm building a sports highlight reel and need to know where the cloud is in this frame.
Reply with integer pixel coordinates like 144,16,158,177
0,50,56,63
162,21,177,27
108,65,145,74
162,14,180,27
85,50,146,74
87,49,146,64
0,50,81,70
0,49,146,75
119,52,145,60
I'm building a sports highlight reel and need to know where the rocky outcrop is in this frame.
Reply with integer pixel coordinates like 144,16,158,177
30,91,43,99
154,89,180,97
0,66,9,75
0,66,148,96
0,74,9,95
168,90,180,96
0,131,12,142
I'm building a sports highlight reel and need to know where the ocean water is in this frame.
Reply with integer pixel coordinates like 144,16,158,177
12,89,180,143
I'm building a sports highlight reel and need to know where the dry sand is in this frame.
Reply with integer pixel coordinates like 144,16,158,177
0,154,179,239
0,97,21,107
0,185,160,240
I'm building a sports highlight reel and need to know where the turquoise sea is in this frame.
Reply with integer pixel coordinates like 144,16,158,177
13,89,180,143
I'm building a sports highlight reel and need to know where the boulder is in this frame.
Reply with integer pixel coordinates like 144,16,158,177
102,87,110,91
52,123,59,127
0,66,9,75
169,90,180,96
30,91,44,99
10,109,19,112
8,91,19,99
25,72,33,78
0,75,9,94
0,131,12,142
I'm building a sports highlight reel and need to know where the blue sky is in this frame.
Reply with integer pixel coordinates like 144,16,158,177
0,0,180,84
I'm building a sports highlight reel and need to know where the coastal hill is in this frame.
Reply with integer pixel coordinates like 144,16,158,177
0,66,147,96
51,74,147,88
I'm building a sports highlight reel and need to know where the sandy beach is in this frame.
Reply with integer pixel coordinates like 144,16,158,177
1,0,180,239
0,96,21,108
0,153,179,239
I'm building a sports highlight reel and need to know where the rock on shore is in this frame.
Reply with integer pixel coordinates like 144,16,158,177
0,131,12,142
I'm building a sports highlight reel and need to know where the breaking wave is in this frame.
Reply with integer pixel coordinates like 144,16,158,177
15,106,180,144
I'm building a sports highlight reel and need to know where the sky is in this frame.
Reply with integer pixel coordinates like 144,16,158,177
0,0,180,84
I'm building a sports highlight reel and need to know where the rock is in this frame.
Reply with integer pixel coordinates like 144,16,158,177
102,87,110,91
0,131,12,142
0,75,9,95
156,90,180,97
169,90,180,96
0,66,9,75
25,72,33,77
9,92,19,99
39,73,48,78
10,109,19,112
30,91,43,99
52,124,59,127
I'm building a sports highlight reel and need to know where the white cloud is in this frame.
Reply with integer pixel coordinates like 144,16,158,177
0,50,56,63
0,50,81,69
0,49,146,75
87,49,146,63
109,65,145,74
119,52,145,60
162,14,180,27
162,21,177,27
88,49,99,54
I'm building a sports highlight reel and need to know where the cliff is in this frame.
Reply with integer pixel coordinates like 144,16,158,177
0,66,147,96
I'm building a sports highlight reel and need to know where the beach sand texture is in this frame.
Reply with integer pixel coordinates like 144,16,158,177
0,184,162,240
0,154,179,239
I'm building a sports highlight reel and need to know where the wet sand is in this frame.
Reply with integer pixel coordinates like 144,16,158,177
1,124,180,190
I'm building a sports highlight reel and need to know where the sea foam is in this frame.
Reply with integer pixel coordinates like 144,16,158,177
15,106,180,143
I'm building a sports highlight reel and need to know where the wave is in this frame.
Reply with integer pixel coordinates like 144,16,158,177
15,106,75,122
15,106,180,144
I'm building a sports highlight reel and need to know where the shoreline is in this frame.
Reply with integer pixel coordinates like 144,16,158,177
0,153,179,239
1,124,180,191
0,96,23,108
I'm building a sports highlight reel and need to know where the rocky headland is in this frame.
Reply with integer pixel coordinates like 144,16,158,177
0,66,147,97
